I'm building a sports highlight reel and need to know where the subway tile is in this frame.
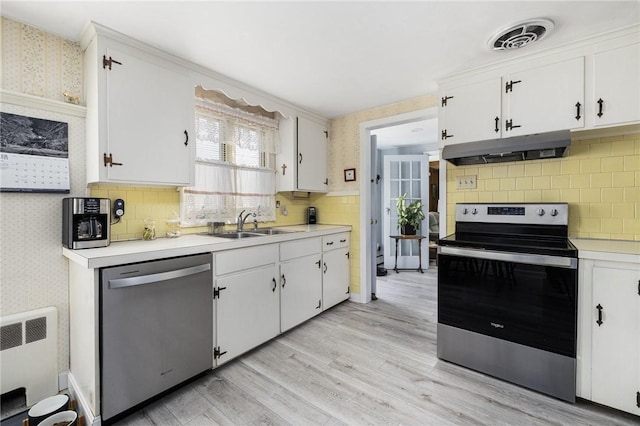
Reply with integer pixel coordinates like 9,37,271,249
612,171,635,187
570,174,590,188
541,189,561,202
601,156,624,172
508,164,525,177
542,161,561,176
611,203,635,219
125,190,144,204
524,191,542,202
623,218,640,236
477,192,493,202
524,162,542,177
492,192,509,202
561,159,580,175
580,188,601,203
478,168,493,179
508,191,526,202
624,186,640,203
464,192,479,202
551,175,571,189
601,218,623,234
500,178,516,190
533,176,551,190
569,143,589,158
516,177,533,190
492,165,508,178
611,139,635,156
588,140,612,158
601,187,624,203
624,155,640,171
590,203,611,218
143,191,159,203
560,189,581,203
580,217,601,233
580,158,601,174
590,173,612,188
485,178,500,191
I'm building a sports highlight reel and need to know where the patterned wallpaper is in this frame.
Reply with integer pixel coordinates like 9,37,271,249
0,17,85,374
1,17,83,103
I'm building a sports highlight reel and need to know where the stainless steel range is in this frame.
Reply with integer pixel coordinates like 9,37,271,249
437,203,578,402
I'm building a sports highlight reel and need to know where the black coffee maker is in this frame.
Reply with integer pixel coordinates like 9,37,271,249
307,207,317,224
62,197,111,249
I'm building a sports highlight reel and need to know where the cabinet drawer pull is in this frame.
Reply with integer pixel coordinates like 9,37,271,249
596,304,603,326
597,98,604,118
326,241,334,246
184,130,189,146
339,239,347,243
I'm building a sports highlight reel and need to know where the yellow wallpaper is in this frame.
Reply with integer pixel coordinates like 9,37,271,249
446,132,640,240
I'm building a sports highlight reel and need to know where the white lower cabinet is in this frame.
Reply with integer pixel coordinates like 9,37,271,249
280,238,323,332
214,246,279,365
578,257,640,416
322,233,351,310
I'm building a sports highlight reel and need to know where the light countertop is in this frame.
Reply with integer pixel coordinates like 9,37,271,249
571,238,640,264
63,224,352,269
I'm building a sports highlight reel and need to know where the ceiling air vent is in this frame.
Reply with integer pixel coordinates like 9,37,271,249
488,19,554,51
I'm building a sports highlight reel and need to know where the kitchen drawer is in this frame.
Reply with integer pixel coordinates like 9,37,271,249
280,237,321,261
322,233,350,251
216,245,277,276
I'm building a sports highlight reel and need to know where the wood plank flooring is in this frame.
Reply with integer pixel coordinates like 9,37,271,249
115,269,638,426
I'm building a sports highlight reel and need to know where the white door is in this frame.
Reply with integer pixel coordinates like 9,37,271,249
370,134,379,296
280,254,323,332
591,264,640,415
505,57,584,136
323,247,351,309
383,155,429,270
593,43,640,127
297,116,328,191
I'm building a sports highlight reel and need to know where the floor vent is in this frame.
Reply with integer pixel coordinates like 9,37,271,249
0,307,58,406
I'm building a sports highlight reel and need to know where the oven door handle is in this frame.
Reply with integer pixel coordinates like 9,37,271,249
439,246,577,269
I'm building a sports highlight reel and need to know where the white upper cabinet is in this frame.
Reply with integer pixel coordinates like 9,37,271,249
83,26,195,186
504,57,585,136
277,116,328,192
593,43,640,127
439,77,502,145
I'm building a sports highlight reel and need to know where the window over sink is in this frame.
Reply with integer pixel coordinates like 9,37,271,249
180,87,279,226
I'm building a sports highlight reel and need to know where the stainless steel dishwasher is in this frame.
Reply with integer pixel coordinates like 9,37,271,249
100,253,213,422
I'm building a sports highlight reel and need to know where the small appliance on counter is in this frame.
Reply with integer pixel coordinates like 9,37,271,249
62,197,111,249
307,207,317,224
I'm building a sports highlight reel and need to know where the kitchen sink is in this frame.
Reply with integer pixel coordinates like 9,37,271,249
212,232,265,239
248,228,293,235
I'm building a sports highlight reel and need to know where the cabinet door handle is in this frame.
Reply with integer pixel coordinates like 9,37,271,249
597,98,604,118
494,117,500,133
323,262,327,274
596,304,604,326
575,102,582,121
281,274,286,288
345,251,350,259
184,130,189,146
315,299,321,309
272,277,276,292
299,153,303,164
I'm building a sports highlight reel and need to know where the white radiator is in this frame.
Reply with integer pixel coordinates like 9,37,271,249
0,307,58,406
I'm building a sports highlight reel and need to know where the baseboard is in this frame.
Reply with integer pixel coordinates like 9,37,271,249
67,373,101,426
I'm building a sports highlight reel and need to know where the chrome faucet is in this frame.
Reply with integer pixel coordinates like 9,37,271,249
237,210,256,231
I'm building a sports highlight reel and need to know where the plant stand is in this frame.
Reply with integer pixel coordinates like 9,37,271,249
390,234,426,273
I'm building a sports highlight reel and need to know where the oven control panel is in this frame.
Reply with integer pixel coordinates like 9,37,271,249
455,203,568,225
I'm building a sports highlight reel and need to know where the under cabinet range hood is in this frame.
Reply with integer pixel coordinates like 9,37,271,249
442,130,571,166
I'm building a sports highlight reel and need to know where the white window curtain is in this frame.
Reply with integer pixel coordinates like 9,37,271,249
180,97,278,226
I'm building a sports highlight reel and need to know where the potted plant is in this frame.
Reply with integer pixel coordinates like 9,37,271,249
396,194,425,235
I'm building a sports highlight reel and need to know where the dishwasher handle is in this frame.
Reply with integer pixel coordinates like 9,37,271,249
109,263,211,289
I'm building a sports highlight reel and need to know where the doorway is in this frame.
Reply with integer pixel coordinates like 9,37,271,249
357,108,439,303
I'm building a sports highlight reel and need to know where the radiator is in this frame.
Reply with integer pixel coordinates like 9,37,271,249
0,307,58,406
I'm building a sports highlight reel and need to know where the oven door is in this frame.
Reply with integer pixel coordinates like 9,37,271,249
438,246,578,357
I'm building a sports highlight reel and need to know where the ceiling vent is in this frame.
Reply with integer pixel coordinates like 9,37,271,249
488,19,554,51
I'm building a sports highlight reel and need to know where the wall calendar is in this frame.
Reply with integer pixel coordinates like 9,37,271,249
1,112,70,193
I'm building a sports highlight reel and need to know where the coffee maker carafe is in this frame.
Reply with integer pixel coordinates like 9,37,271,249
63,198,111,249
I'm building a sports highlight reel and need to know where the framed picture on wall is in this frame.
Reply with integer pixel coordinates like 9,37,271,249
344,168,356,182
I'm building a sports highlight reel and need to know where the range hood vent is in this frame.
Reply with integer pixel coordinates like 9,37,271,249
442,130,571,166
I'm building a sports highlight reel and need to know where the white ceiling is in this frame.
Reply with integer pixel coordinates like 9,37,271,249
2,1,639,147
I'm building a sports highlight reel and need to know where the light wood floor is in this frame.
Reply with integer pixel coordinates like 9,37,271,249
115,269,637,426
